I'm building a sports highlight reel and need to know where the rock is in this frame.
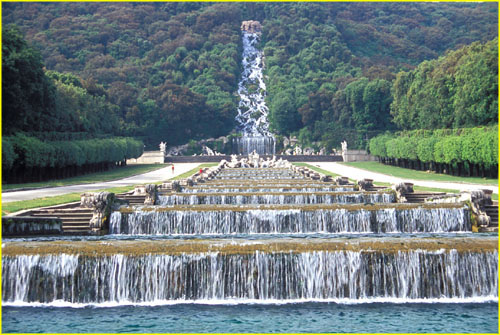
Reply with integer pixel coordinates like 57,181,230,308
357,179,374,191
133,185,146,195
334,176,349,185
392,182,414,195
392,182,413,203
88,192,115,231
144,184,157,205
241,20,262,34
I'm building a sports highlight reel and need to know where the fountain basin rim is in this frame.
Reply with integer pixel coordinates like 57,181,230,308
3,237,496,256
119,202,467,213
159,190,394,197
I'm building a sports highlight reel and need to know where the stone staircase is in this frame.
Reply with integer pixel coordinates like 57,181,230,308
116,193,145,206
482,201,498,232
405,192,446,203
28,207,93,235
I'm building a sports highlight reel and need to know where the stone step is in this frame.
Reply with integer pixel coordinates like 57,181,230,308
63,225,90,230
31,212,92,219
478,226,498,232
405,192,446,203
482,205,498,227
31,208,92,215
62,220,91,226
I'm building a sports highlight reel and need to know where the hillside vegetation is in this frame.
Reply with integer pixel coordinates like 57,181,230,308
2,2,498,158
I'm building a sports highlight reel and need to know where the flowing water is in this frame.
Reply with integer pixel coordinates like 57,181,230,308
3,249,497,304
1,20,498,333
233,30,275,154
3,303,497,333
109,205,470,235
157,191,396,205
2,162,497,332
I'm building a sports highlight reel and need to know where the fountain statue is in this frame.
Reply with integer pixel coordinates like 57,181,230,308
159,141,166,152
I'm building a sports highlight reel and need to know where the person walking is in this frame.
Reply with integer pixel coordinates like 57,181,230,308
171,164,175,174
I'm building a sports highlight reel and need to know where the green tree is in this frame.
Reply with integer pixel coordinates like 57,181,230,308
2,25,56,134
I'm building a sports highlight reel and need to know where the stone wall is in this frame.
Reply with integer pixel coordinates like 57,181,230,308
2,216,63,236
164,155,343,163
126,151,164,164
342,150,377,162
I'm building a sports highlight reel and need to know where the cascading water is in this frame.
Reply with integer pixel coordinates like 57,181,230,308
157,192,396,206
233,24,275,155
181,186,355,193
2,159,497,332
3,249,497,304
109,205,470,235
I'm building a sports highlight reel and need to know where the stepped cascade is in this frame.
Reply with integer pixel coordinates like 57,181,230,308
2,156,497,308
233,21,275,155
3,239,497,304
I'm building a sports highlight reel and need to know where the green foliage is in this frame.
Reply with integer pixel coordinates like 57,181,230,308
415,136,438,163
5,135,144,172
368,133,393,158
2,2,497,152
1,138,18,171
3,3,241,148
391,39,498,130
369,125,498,169
2,25,56,135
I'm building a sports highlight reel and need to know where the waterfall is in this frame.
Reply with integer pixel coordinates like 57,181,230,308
234,29,274,154
3,250,497,304
157,192,395,206
233,137,275,156
109,206,470,235
181,186,356,193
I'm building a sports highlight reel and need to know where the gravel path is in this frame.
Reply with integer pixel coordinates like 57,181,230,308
311,162,498,194
1,163,199,203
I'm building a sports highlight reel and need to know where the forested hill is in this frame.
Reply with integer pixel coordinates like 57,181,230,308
3,2,497,149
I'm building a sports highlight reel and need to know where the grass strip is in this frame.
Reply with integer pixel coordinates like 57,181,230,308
2,164,217,215
361,182,498,201
1,186,137,216
342,161,498,186
2,164,168,191
296,164,498,200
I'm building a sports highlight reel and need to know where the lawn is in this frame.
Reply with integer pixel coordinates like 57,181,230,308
1,186,135,215
2,164,169,191
342,161,498,186
1,164,215,215
299,163,498,200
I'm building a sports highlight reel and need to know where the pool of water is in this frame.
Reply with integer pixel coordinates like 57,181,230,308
3,231,493,243
2,302,497,333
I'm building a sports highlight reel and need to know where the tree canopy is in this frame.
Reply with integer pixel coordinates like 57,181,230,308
2,2,498,151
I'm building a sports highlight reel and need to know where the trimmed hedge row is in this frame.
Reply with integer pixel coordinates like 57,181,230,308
2,134,144,183
369,126,498,178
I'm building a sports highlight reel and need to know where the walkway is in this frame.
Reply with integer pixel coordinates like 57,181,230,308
311,162,498,194
3,161,498,203
1,163,199,203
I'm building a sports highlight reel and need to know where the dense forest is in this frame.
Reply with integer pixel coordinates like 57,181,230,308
2,2,498,180
2,25,143,183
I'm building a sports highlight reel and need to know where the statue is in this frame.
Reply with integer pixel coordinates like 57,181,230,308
341,140,347,153
159,142,167,152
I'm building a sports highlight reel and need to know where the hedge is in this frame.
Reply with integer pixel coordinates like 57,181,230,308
2,134,144,182
368,125,498,177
